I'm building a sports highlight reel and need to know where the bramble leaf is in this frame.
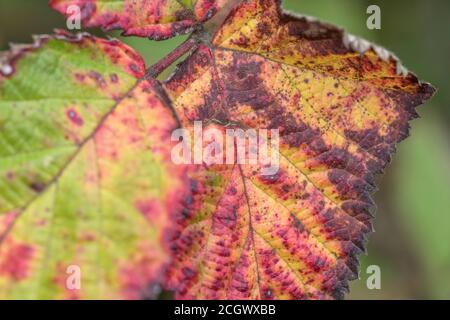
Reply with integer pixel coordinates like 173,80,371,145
50,0,227,40
163,0,435,299
0,0,436,300
0,31,189,299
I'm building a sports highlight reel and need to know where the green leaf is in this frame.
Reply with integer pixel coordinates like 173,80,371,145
0,31,189,299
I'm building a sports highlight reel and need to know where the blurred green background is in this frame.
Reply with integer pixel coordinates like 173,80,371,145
0,0,448,299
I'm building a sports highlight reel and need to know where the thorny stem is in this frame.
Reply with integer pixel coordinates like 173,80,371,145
144,0,243,79
145,36,200,79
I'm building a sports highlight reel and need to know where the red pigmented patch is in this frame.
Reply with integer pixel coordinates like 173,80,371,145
0,241,34,281
110,73,119,83
66,108,84,126
34,218,49,227
74,72,86,82
0,211,18,236
135,199,162,222
88,71,107,88
4,171,14,181
118,243,164,300
80,232,96,242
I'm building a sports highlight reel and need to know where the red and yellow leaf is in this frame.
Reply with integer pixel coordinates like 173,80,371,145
163,0,435,299
0,0,436,300
50,0,227,40
0,31,189,299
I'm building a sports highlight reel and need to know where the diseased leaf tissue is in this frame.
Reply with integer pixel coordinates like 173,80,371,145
0,0,435,299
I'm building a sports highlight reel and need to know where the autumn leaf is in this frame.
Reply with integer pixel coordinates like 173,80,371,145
50,0,227,40
0,0,436,301
163,0,435,299
0,30,189,299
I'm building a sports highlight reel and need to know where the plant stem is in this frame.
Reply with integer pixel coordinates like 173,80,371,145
145,37,199,79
